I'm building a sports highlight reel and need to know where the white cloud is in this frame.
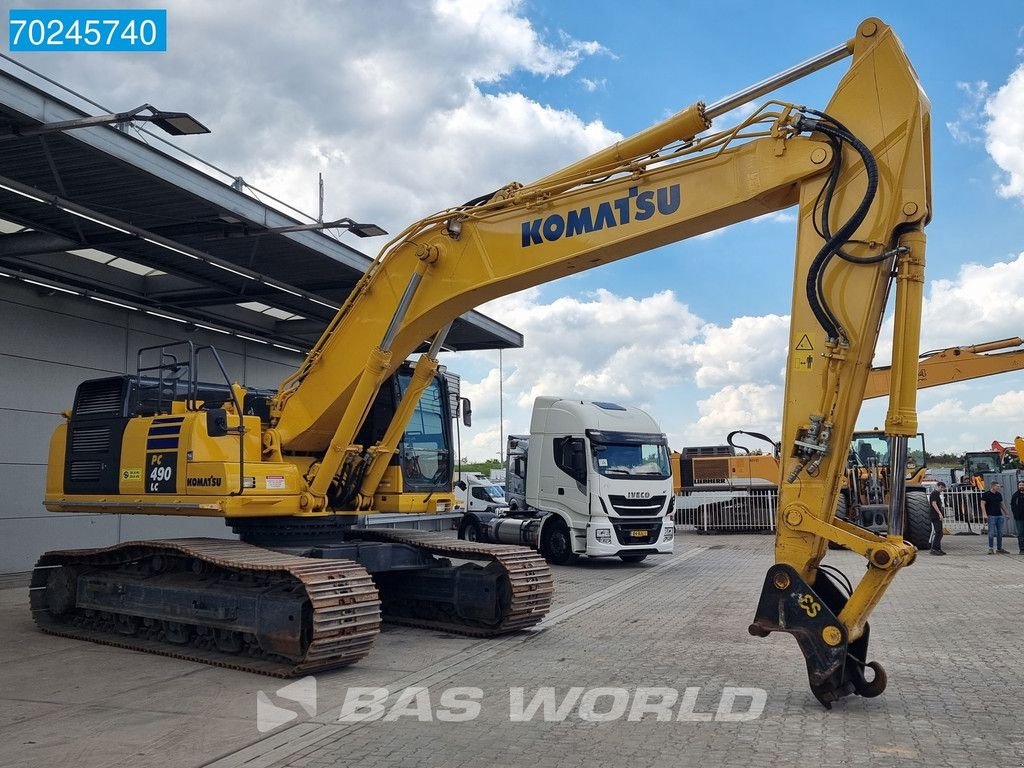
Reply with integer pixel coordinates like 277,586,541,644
433,0,608,79
447,288,707,458
920,252,1024,346
686,314,789,388
682,383,783,446
947,81,990,145
985,65,1024,200
488,288,703,405
446,287,798,459
873,251,1024,365
25,0,617,232
917,390,1024,455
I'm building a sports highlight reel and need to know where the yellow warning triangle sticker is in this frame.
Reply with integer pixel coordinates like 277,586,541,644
795,334,814,351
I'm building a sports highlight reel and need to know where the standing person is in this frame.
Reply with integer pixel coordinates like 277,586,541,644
929,481,947,555
1011,480,1024,555
981,480,1010,554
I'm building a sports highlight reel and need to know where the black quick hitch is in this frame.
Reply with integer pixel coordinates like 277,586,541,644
749,564,886,708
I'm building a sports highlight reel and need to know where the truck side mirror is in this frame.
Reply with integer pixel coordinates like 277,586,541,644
572,454,586,481
569,440,587,484
461,397,472,427
456,480,466,491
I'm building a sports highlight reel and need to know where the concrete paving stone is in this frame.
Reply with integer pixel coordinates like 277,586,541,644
1,533,1023,768
0,704,255,768
0,700,64,731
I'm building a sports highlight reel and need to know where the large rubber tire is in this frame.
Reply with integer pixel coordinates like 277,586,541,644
540,518,575,566
458,519,481,542
904,491,933,550
619,554,648,563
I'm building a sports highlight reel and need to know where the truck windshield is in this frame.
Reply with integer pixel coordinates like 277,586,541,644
588,434,670,479
483,483,507,501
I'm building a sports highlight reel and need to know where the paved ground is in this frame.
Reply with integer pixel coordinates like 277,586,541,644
2,531,1023,768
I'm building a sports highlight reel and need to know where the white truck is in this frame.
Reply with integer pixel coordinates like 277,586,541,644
457,397,675,564
453,472,509,514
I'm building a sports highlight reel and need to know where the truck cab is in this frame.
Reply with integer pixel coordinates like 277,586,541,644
454,472,509,514
459,397,675,564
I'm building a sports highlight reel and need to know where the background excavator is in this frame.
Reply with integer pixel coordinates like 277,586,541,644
33,17,929,707
674,336,1024,545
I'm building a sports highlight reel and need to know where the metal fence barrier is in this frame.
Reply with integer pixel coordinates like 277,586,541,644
939,488,1020,538
674,488,777,533
673,486,1020,538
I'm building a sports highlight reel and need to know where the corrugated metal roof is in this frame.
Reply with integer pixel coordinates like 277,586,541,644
0,57,522,353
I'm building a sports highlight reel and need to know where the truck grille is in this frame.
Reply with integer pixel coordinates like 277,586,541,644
611,521,662,545
608,494,666,517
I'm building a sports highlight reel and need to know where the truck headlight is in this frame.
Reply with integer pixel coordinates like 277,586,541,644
664,525,674,541
595,528,612,544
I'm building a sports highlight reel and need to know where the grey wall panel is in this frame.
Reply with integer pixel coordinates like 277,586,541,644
243,355,297,390
0,515,119,573
1,281,125,325
0,409,62,464
0,295,128,371
0,464,55,520
0,355,112,413
208,348,247,385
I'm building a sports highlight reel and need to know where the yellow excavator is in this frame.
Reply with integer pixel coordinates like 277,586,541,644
34,18,929,706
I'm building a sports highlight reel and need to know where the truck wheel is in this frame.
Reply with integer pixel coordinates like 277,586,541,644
619,554,648,563
459,519,481,542
904,491,932,550
540,519,574,565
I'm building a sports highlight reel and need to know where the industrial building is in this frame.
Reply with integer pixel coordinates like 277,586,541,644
0,58,519,574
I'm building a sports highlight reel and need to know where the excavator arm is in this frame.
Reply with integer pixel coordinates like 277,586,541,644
865,337,1024,399
265,18,929,705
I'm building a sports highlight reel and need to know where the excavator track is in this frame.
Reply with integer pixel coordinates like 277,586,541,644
355,529,554,636
30,538,381,677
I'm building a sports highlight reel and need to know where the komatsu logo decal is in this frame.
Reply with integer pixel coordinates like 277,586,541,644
187,476,222,488
521,184,680,247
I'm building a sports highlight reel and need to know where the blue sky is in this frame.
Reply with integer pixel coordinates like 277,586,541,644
7,1,1024,461
496,2,1024,319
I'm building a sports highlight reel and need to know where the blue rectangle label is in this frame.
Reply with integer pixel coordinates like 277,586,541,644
9,9,167,52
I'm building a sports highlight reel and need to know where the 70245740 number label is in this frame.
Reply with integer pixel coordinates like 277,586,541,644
9,9,167,52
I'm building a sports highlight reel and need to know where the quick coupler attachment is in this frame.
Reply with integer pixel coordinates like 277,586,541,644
748,564,886,708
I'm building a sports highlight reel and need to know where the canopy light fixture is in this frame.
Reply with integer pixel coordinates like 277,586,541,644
1,103,209,140
224,217,388,239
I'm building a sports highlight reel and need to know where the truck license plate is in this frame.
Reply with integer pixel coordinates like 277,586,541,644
631,529,648,537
